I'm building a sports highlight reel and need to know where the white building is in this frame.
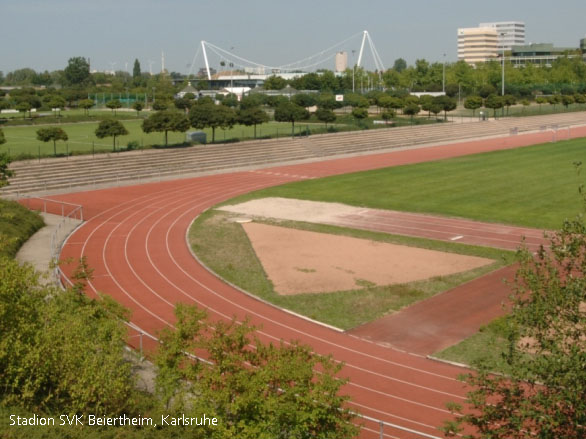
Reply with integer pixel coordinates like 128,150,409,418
457,27,498,64
335,52,348,72
479,21,526,52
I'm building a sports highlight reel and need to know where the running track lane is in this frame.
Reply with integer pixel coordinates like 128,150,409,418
47,127,586,438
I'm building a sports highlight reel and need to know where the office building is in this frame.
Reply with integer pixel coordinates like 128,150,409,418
457,27,498,64
479,21,526,51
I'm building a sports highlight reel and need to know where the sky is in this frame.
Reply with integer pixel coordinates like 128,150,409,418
1,0,585,74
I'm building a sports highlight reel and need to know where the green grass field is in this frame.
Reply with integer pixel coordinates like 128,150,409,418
224,138,586,230
0,119,327,159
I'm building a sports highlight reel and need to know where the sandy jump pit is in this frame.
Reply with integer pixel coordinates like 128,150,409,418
242,222,492,295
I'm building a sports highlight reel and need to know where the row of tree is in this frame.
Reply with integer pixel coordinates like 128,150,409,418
2,54,586,102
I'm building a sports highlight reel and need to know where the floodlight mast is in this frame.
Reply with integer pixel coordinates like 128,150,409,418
202,41,212,80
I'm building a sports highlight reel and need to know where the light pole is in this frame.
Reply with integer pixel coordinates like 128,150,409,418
442,53,446,93
500,33,506,96
351,50,356,93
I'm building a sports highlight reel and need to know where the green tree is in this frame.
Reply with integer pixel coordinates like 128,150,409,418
189,103,236,143
434,95,457,120
132,58,141,78
15,101,31,119
485,94,504,118
403,102,420,123
351,107,369,119
561,94,575,109
263,75,288,90
236,106,269,138
95,119,128,151
0,128,5,146
315,107,337,128
142,110,190,146
78,98,94,116
132,101,144,117
106,99,122,116
393,58,407,73
292,93,317,109
155,304,358,438
503,94,517,115
152,100,169,111
0,258,135,415
444,209,586,438
464,96,483,116
63,56,91,86
381,109,395,123
47,95,66,117
0,152,13,189
36,127,68,156
273,101,309,136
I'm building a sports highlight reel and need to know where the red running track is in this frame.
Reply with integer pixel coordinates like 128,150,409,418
44,127,586,438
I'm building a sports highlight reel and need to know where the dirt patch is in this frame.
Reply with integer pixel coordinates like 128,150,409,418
242,222,492,295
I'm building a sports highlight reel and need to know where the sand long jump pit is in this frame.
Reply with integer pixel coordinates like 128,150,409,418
220,199,492,295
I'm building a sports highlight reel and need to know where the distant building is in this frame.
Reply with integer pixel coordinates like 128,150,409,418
175,81,198,98
479,21,525,52
335,52,348,72
457,27,498,64
509,43,581,66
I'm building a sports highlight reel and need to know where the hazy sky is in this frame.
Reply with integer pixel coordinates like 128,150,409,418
2,0,585,74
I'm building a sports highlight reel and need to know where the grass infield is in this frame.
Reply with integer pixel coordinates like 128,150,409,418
189,210,511,330
224,137,586,230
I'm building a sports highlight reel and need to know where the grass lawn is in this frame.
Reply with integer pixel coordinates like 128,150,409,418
223,138,586,230
0,120,328,159
189,210,512,330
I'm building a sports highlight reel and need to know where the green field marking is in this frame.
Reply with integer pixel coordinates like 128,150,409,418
189,210,511,330
223,138,586,230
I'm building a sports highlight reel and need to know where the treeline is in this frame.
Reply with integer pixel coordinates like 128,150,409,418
2,55,586,104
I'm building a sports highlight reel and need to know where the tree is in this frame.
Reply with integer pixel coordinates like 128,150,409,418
132,101,144,117
237,106,269,138
502,94,517,115
36,127,68,156
485,94,504,118
381,109,395,124
16,101,31,119
0,128,5,146
47,95,66,117
106,99,122,116
403,103,420,123
561,94,575,109
152,100,168,111
263,75,288,90
434,95,457,120
95,119,128,151
0,152,13,189
189,103,237,143
444,205,586,438
78,98,94,116
292,93,317,109
464,96,483,116
0,257,135,415
132,58,141,78
142,110,190,146
155,304,358,438
273,102,309,136
351,107,369,120
315,107,337,128
63,56,90,86
393,58,407,73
